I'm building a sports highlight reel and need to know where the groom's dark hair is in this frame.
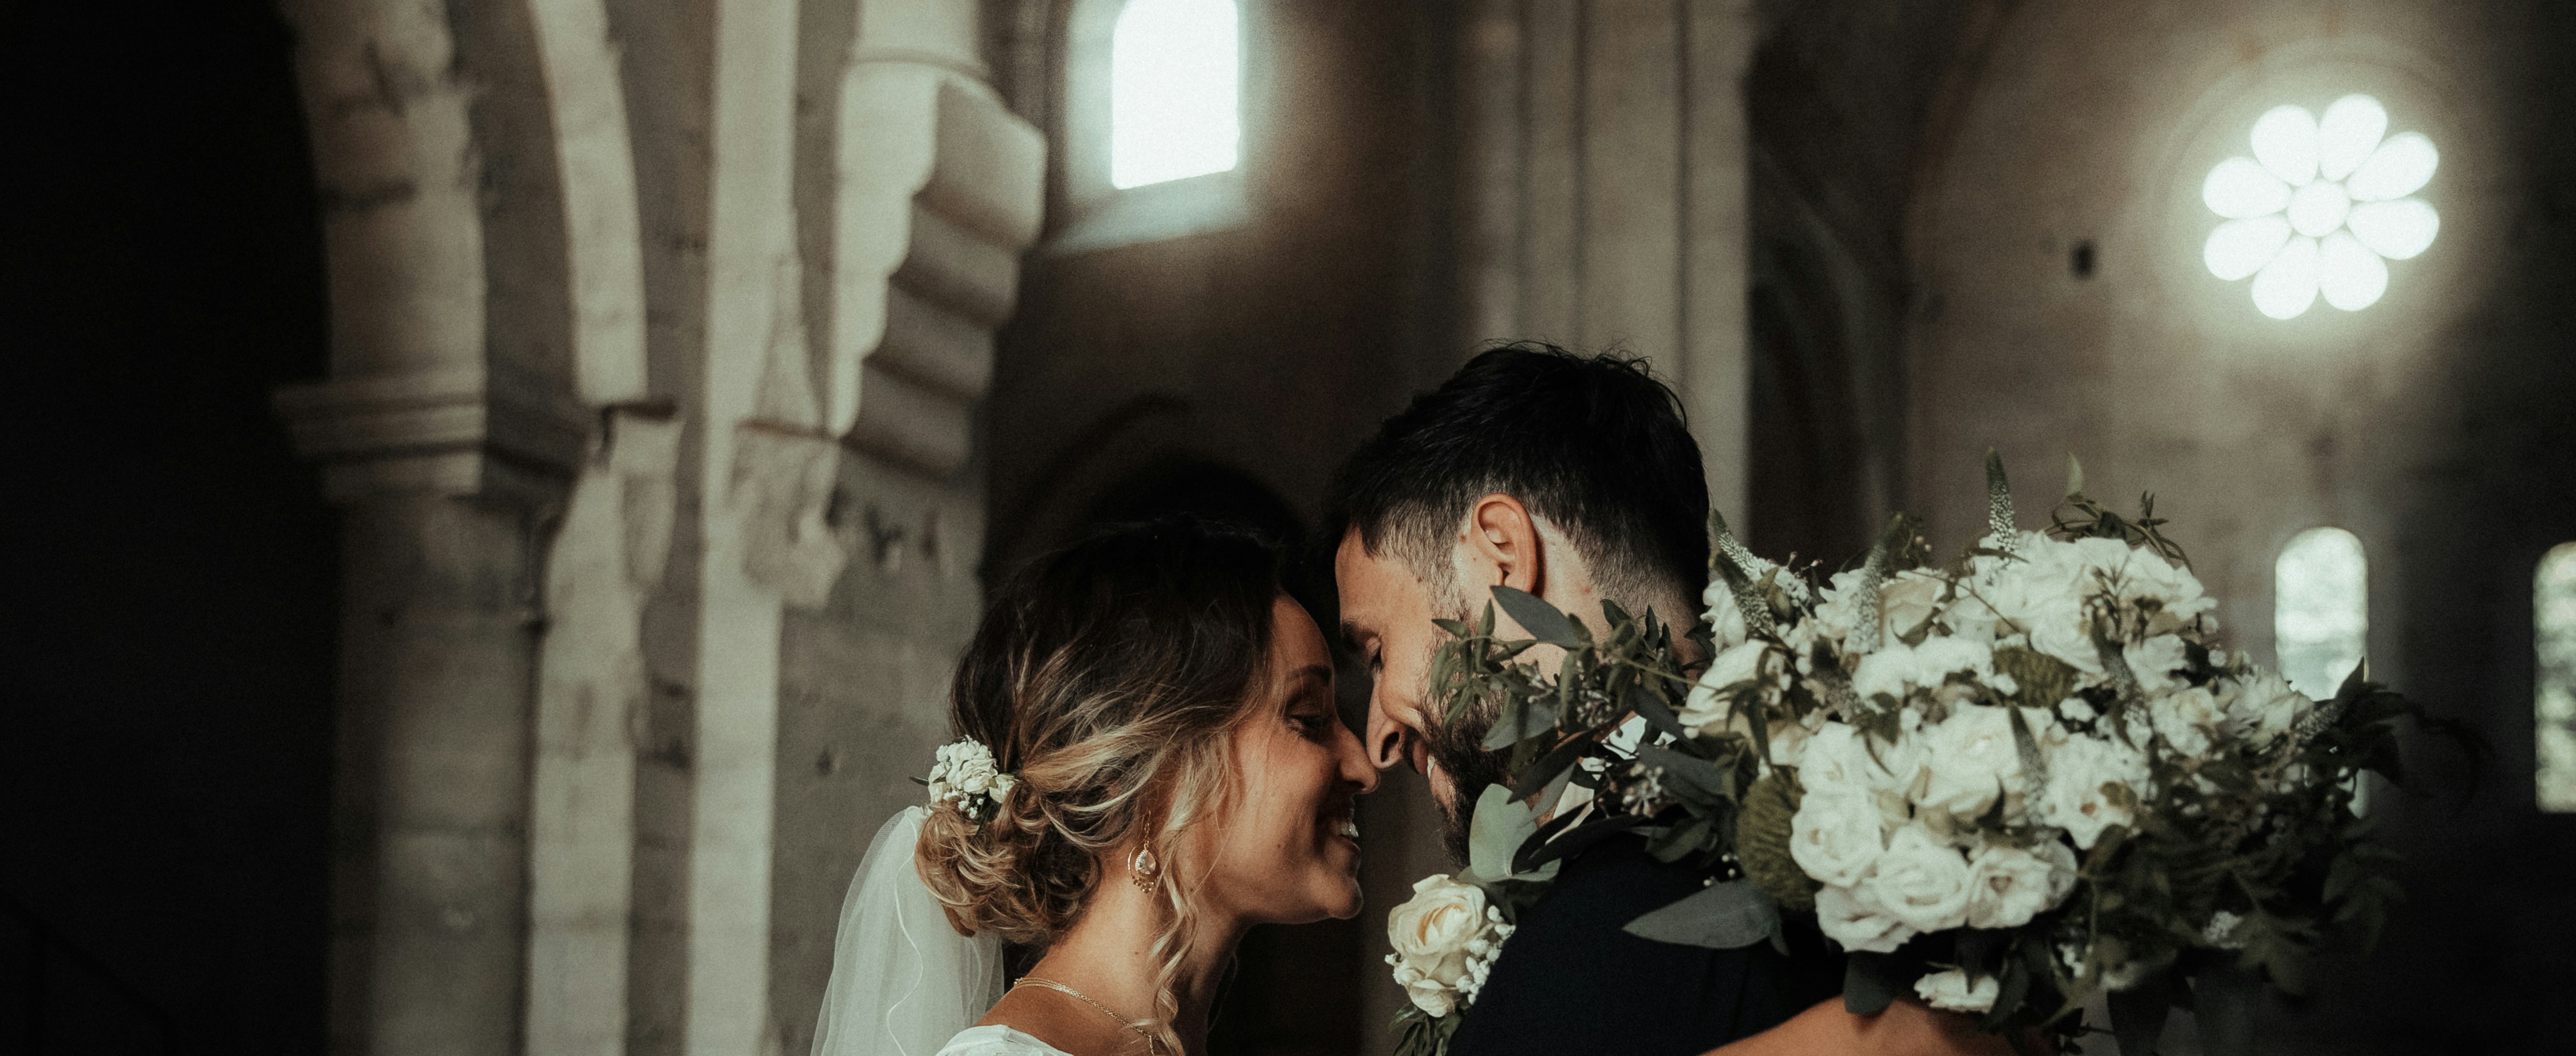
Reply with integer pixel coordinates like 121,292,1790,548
1325,342,1710,608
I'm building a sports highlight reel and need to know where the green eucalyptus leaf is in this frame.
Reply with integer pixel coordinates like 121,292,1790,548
1844,952,1909,1016
1484,694,1561,749
1466,783,1543,883
1493,586,1583,648
1634,744,1732,805
2108,969,2178,1056
1622,879,1781,950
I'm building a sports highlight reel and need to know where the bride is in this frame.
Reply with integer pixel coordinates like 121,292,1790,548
812,518,1379,1056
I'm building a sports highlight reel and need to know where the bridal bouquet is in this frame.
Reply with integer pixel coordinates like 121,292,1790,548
1385,455,2431,1055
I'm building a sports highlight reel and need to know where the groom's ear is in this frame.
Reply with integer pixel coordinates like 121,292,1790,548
1464,492,1544,595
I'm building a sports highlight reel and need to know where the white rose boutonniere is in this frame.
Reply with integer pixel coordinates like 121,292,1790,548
1385,875,1514,1018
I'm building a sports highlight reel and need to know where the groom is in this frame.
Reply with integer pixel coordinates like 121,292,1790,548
1327,345,2021,1056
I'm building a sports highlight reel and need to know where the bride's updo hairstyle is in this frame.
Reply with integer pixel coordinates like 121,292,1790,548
916,517,1285,1029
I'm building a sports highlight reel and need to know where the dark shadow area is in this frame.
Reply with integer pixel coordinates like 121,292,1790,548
0,2,335,1053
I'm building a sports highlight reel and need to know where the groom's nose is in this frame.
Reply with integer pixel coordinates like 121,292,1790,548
1364,693,1414,772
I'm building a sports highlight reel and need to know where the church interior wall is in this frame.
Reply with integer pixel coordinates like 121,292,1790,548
1905,1,2576,1050
7,1,2575,1055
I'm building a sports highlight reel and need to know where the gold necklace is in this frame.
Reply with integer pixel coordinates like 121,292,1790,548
1011,975,1159,1051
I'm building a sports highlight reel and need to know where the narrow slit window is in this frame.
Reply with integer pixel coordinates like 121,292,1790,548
2275,527,2369,698
1109,0,1240,189
2275,527,2370,812
2538,543,2576,812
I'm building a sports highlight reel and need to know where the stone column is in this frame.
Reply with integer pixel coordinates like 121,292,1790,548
1453,0,1760,524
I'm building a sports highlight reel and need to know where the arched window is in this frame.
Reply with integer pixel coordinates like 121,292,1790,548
2276,527,2369,811
1109,0,1240,189
2538,543,2576,812
2275,527,2369,697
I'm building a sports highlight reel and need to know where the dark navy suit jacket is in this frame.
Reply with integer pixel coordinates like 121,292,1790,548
1450,834,1846,1056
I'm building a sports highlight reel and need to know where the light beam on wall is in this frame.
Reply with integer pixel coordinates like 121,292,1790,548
2202,95,2438,319
1109,0,1240,190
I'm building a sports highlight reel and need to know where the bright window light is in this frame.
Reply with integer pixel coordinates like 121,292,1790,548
2538,543,2576,812
2277,527,2372,813
2202,95,2439,319
1109,0,1240,190
2275,527,2368,700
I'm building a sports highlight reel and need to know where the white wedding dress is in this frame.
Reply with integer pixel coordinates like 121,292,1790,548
932,1025,1072,1056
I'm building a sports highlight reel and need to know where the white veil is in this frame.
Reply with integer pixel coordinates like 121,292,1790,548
811,806,1005,1056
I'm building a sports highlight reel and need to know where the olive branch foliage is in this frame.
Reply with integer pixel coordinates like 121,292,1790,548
1390,454,2451,1056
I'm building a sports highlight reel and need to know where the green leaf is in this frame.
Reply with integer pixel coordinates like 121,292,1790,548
1483,694,1560,749
1844,952,1910,1016
1634,744,1732,805
1622,879,1781,950
2107,968,2176,1056
1510,736,1590,800
1626,682,1693,742
1465,783,1543,883
1492,585,1583,648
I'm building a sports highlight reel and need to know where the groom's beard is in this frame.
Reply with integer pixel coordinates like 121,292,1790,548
1423,688,1512,866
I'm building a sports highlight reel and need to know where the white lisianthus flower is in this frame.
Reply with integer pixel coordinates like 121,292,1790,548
1386,875,1509,1017
2034,734,2151,849
1915,705,2039,820
1879,570,1949,642
1851,637,1996,703
1817,881,1917,954
1963,840,2079,929
1791,789,1888,888
1679,640,1782,737
2124,635,2193,696
1914,968,2002,1013
2223,669,2313,739
1866,824,1976,932
2150,685,2225,758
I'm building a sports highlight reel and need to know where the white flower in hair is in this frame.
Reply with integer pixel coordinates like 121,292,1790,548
926,738,1017,821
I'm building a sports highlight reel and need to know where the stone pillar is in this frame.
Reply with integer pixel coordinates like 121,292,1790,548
1453,0,1760,524
278,3,1039,1054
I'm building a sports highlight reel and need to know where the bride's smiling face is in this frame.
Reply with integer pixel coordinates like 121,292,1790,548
1190,596,1378,926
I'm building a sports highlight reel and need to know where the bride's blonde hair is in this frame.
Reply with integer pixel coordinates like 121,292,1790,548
915,518,1287,1051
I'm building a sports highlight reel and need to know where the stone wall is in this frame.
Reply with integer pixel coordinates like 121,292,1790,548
1903,1,2576,1051
269,2,1042,1054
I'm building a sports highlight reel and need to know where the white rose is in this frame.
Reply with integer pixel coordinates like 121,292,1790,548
1386,875,1491,1016
1963,840,2076,929
1914,968,2001,1013
1791,789,1888,888
1817,882,1916,954
1768,720,1813,769
1915,706,2034,820
2035,735,2150,849
1798,722,1897,794
1878,571,1947,642
1866,824,1975,932
2148,685,2223,758
2223,670,2312,740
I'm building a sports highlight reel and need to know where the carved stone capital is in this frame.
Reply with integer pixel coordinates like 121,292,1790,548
274,363,590,507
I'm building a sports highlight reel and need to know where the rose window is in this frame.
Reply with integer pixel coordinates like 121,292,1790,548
2201,95,2440,319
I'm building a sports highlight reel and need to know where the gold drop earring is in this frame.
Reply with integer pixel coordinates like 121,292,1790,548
1128,846,1159,892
